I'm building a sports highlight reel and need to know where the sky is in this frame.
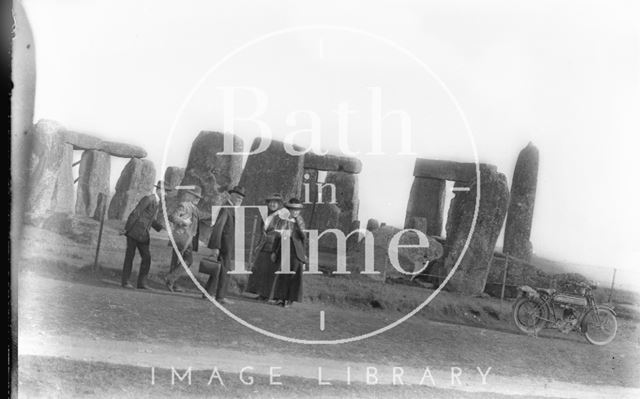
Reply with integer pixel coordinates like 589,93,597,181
19,0,640,288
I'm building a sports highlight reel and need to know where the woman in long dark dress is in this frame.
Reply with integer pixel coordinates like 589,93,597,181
271,198,307,307
245,193,287,300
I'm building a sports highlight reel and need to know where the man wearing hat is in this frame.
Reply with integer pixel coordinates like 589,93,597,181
164,186,211,292
205,185,246,303
120,181,167,289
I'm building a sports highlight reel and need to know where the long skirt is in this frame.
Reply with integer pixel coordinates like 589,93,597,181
271,258,303,302
246,251,279,298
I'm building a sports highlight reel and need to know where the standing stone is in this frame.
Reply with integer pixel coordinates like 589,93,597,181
75,150,111,216
346,220,362,249
239,138,305,257
50,143,75,213
405,216,428,236
404,177,446,236
163,166,185,191
325,171,359,233
26,120,68,219
442,167,510,295
179,131,243,240
504,142,539,262
239,138,305,206
300,169,319,225
108,158,156,220
157,166,186,229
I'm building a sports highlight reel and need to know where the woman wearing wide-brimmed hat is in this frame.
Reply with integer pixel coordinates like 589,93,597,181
245,193,288,300
270,198,307,307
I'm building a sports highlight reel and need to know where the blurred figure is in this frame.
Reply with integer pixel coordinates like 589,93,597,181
271,198,307,307
246,193,288,301
164,186,210,292
205,186,246,304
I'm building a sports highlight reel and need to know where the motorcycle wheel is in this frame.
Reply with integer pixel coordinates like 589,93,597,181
583,308,617,346
513,297,547,334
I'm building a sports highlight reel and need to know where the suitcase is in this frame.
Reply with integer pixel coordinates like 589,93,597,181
199,256,221,275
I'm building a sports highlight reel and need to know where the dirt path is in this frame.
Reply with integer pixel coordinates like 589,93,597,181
16,254,640,399
18,333,640,399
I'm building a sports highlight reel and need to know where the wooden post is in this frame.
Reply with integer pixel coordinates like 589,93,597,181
93,195,108,272
248,215,258,266
500,255,509,310
608,268,617,303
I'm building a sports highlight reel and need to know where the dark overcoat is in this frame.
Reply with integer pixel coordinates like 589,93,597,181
207,207,236,256
124,194,163,243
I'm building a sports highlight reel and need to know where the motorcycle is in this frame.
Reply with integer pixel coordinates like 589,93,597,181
512,281,617,345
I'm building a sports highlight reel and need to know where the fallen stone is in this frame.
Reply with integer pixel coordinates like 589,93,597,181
348,224,442,276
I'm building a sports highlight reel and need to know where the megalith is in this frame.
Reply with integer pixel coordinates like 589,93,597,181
163,166,185,192
442,167,510,295
60,130,147,158
239,138,305,206
325,171,359,234
299,152,361,249
50,143,75,213
108,158,156,220
179,131,244,239
26,120,73,219
404,177,446,236
75,150,111,216
503,142,539,262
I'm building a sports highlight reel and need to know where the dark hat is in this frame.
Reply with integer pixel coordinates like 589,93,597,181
264,193,283,203
228,185,246,197
154,180,172,191
284,197,304,210
181,185,202,199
